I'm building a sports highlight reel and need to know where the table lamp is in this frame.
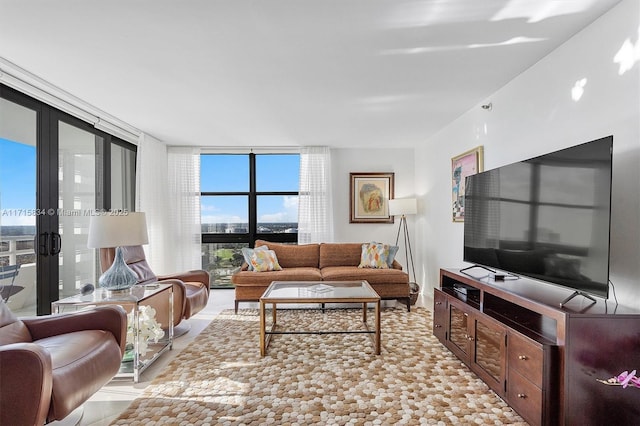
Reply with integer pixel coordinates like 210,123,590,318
388,198,417,283
87,212,149,292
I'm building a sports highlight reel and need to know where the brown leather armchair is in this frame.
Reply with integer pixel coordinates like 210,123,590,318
0,300,126,425
100,246,210,333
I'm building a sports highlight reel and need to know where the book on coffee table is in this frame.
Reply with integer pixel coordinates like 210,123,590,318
309,283,333,293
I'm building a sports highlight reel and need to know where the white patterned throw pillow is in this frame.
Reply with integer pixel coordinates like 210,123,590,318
241,245,269,271
250,249,283,272
358,242,390,269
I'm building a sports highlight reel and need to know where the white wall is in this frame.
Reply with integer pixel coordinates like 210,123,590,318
331,148,416,270
416,0,640,309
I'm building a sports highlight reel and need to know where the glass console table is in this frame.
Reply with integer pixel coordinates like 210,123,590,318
52,283,173,382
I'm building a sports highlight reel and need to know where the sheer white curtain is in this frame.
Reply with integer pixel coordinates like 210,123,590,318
167,147,201,272
298,146,334,243
136,133,171,272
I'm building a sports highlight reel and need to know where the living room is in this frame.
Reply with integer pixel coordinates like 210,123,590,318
1,0,640,425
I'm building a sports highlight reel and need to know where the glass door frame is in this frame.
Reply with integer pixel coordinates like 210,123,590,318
0,83,56,315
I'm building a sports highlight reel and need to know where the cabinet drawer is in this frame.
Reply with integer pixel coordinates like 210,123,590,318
508,369,542,426
433,289,447,342
508,332,543,387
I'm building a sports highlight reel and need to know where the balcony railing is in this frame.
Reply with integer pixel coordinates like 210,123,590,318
0,235,36,266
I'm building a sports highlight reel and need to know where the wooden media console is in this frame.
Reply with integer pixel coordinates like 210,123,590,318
434,268,640,426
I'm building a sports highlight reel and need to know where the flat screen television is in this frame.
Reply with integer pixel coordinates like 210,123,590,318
463,135,613,303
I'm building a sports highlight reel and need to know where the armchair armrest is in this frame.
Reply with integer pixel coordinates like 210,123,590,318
144,279,187,328
0,342,52,426
23,305,127,354
158,270,210,294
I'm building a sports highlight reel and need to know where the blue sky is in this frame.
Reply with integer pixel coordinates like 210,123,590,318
0,139,300,226
0,138,36,226
200,154,300,224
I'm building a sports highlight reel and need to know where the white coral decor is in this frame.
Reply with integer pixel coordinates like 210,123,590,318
126,305,165,356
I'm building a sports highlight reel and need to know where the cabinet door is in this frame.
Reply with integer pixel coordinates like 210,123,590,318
447,298,471,361
472,315,507,396
433,289,447,342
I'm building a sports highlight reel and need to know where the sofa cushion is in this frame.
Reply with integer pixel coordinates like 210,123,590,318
241,245,269,271
363,241,399,268
358,242,391,269
319,243,363,268
231,267,323,285
386,245,399,267
0,302,32,345
321,266,409,284
250,249,282,272
255,240,319,269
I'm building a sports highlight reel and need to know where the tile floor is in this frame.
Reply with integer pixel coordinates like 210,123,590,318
81,289,430,425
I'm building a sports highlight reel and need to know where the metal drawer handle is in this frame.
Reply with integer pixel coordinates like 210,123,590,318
435,301,442,305
517,393,527,399
434,324,442,328
518,355,528,360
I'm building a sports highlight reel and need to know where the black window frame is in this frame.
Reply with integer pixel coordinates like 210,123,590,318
201,153,299,286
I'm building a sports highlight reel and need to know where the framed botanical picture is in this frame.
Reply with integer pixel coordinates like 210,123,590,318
350,172,394,223
452,146,484,222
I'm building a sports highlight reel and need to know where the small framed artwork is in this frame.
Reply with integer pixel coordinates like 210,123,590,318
350,172,395,223
452,146,484,222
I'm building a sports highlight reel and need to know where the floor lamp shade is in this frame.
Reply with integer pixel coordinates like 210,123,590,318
388,198,417,217
87,212,149,291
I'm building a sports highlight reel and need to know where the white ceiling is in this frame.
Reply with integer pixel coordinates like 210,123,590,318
0,0,621,148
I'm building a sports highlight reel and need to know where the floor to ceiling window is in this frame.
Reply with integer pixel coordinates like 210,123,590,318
0,83,136,314
200,153,299,287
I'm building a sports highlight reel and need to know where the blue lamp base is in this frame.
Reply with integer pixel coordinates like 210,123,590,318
99,246,138,292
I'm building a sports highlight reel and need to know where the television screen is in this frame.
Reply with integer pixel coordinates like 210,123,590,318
463,136,613,299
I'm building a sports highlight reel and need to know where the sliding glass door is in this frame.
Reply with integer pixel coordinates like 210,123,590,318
1,83,137,314
57,121,101,300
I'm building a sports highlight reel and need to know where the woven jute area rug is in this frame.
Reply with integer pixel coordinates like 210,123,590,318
111,307,526,425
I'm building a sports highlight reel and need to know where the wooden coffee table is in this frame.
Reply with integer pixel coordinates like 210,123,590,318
259,280,381,356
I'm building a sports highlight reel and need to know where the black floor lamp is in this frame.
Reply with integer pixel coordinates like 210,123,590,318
388,198,418,297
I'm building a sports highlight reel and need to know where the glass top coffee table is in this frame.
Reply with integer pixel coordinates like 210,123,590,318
259,280,381,356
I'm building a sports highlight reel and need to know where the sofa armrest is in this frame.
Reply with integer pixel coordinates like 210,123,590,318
391,259,404,270
0,342,52,426
158,270,210,295
23,305,127,354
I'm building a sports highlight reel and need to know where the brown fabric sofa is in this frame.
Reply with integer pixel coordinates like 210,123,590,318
231,240,410,312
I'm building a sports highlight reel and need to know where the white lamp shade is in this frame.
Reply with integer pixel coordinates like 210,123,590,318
388,198,417,216
87,212,149,248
